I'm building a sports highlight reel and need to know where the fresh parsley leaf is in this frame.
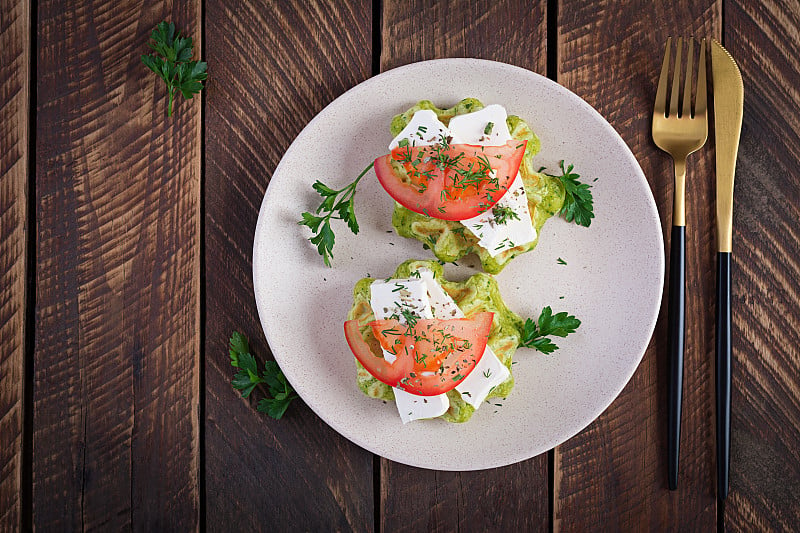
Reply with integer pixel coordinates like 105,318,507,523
228,331,297,419
258,396,294,419
299,162,373,267
238,351,260,376
519,306,581,354
543,161,594,227
231,350,261,398
228,330,249,367
261,361,285,391
528,337,560,355
141,21,207,116
231,371,258,398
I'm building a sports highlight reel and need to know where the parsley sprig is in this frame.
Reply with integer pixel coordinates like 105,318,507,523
141,21,207,117
299,162,373,267
229,332,298,419
541,161,594,227
519,306,581,354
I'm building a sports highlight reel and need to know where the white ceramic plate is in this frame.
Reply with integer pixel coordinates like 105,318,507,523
253,59,663,471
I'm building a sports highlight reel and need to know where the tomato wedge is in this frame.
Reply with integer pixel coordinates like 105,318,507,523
373,140,526,221
343,312,494,396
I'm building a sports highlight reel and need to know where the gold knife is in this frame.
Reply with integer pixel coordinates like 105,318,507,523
711,39,743,501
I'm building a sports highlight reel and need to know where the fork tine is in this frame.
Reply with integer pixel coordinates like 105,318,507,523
669,37,682,116
696,39,707,115
682,39,694,117
654,37,672,115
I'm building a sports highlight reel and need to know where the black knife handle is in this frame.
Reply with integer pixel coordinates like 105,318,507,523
716,251,732,500
667,225,686,491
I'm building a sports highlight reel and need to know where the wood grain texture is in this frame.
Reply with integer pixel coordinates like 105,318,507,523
724,0,800,529
381,459,549,532
554,1,720,529
379,2,550,531
381,0,548,72
0,0,28,529
33,1,200,529
203,1,374,530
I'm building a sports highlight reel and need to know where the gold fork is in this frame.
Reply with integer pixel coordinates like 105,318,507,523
652,36,708,491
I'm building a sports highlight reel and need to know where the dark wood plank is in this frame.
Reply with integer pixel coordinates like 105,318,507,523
203,1,374,530
379,2,550,531
724,0,800,528
0,0,28,529
33,2,201,529
381,459,549,532
381,0,548,72
554,1,720,529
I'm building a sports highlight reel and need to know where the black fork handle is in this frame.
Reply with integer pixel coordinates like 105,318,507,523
667,225,685,491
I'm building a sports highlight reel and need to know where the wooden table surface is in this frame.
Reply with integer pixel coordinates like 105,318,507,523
1,0,799,530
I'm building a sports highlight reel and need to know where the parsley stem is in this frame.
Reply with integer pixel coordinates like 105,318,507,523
340,162,373,193
316,162,372,220
167,86,174,117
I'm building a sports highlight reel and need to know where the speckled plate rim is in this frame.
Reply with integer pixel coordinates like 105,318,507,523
253,58,664,471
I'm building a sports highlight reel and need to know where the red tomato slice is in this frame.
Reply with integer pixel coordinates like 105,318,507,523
373,140,526,221
343,312,494,396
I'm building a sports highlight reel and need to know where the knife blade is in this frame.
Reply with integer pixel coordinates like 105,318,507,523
711,39,743,501
712,40,743,254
